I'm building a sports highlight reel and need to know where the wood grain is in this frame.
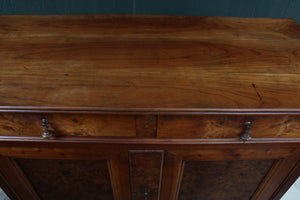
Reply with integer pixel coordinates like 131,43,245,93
0,15,299,40
0,15,300,111
0,113,136,137
158,115,300,139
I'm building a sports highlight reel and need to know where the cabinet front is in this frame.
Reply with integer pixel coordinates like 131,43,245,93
0,141,299,200
0,114,299,200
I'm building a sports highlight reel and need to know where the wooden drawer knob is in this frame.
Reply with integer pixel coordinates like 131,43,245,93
42,118,54,139
240,121,252,141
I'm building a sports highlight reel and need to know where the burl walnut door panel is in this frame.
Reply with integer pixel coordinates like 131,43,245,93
16,158,113,200
0,148,131,200
178,159,276,200
160,145,300,200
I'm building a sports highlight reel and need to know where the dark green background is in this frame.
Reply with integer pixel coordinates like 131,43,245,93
0,0,299,23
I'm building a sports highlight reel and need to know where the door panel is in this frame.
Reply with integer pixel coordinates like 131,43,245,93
16,158,113,200
160,146,300,200
0,139,299,200
178,159,276,200
0,148,131,200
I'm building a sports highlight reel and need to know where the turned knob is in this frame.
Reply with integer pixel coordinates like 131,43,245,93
240,121,252,141
42,118,53,139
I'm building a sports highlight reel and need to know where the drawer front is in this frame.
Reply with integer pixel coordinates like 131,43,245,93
0,113,136,137
157,115,300,139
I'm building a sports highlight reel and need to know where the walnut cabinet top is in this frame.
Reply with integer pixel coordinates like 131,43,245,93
1,15,300,114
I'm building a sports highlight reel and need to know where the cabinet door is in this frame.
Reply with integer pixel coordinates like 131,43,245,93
0,146,131,200
160,142,300,200
0,138,299,200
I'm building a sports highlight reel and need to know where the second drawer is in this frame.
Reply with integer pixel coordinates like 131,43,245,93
157,115,300,139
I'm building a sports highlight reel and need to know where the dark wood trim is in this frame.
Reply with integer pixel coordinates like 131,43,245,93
0,156,40,200
1,107,300,115
0,136,300,145
0,170,21,200
252,155,300,200
173,160,185,200
251,159,284,200
1,147,296,163
0,147,120,161
160,153,185,200
0,139,299,160
107,151,131,200
272,160,300,200
8,159,40,200
158,151,165,200
169,148,297,162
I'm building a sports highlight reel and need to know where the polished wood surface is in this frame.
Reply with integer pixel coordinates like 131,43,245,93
0,15,299,40
0,15,299,200
0,15,300,111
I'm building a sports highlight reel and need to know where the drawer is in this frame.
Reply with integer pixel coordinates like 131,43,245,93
157,115,300,139
0,113,136,138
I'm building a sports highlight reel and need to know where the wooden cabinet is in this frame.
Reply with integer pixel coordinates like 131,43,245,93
0,15,300,200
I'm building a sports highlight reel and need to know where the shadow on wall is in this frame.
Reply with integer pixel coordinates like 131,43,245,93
0,0,299,23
